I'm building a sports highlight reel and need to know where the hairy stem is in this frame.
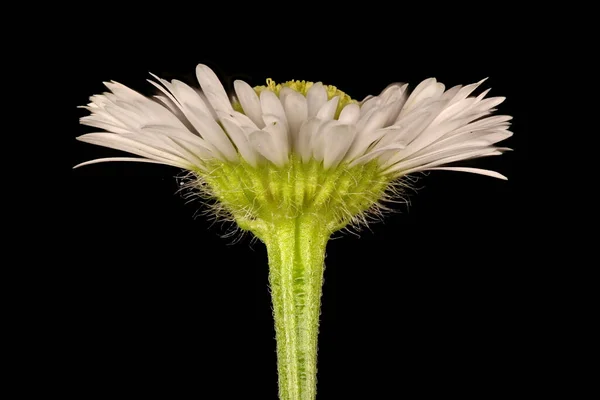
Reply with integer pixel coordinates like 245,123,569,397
263,216,330,400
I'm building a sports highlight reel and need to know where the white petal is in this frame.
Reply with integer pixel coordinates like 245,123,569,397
146,78,201,128
355,107,377,133
140,125,220,160
79,117,131,134
474,88,492,103
346,108,405,161
360,94,374,104
447,78,488,106
312,120,341,161
74,157,183,169
472,96,506,114
349,144,405,167
383,100,406,126
400,116,471,158
377,84,408,123
104,105,143,130
279,87,295,106
120,131,180,152
338,103,360,124
170,79,213,117
195,64,233,113
384,146,503,175
260,90,288,129
451,115,513,136
249,130,288,167
393,102,446,146
361,107,392,135
135,98,180,125
359,96,381,116
283,90,308,146
480,130,513,144
389,108,432,139
316,96,339,121
163,136,211,168
223,110,259,132
296,119,323,162
196,91,218,120
369,126,407,150
114,100,146,117
323,124,357,169
219,115,259,166
442,97,477,121
263,114,289,153
425,167,507,180
168,137,215,162
306,82,327,118
404,128,511,162
183,105,238,161
379,83,408,105
424,82,445,101
91,130,176,157
402,78,437,110
234,80,264,128
439,85,463,102
104,81,147,102
154,95,180,114
77,132,190,166
148,75,181,107
344,131,385,161
139,124,202,143
430,97,475,123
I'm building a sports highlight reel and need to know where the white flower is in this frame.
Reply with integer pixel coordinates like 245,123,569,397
75,64,514,400
77,64,511,180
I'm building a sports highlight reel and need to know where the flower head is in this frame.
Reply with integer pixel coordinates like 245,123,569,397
77,64,511,234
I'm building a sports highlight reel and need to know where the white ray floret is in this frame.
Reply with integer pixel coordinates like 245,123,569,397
77,64,511,180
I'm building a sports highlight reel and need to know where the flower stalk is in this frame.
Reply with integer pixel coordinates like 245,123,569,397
263,216,330,400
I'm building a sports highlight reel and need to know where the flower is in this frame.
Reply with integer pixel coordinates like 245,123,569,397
77,64,511,233
75,64,513,400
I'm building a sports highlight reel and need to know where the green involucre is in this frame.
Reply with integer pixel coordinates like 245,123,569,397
198,155,391,238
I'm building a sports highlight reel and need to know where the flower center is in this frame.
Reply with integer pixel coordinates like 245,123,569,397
197,155,391,237
233,78,357,119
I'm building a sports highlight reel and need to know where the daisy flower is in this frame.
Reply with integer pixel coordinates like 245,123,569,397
76,64,512,400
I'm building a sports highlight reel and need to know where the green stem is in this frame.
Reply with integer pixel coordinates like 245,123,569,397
263,216,331,400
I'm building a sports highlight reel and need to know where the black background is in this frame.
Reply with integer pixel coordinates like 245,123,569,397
68,18,536,399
